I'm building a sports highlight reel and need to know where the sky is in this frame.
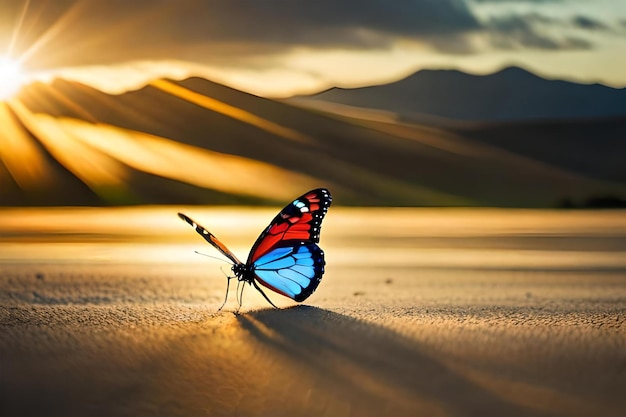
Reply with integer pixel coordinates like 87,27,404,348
1,0,625,97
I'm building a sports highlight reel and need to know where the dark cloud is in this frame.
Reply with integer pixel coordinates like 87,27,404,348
0,0,605,71
484,13,593,50
572,15,609,31
471,0,564,3
188,1,481,39
1,0,481,69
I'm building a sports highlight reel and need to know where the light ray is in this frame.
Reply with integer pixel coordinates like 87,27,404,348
151,79,315,145
0,101,53,189
18,78,99,122
47,115,320,200
8,99,133,203
7,0,31,59
19,1,86,65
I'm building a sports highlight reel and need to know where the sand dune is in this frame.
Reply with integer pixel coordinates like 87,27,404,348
2,76,624,206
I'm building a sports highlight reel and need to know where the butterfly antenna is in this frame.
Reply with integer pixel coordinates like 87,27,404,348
252,280,278,309
194,251,233,265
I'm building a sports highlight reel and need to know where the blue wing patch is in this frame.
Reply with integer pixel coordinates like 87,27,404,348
253,243,325,302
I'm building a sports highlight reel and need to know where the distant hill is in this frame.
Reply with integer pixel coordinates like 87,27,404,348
1,75,625,207
454,116,626,185
294,66,626,122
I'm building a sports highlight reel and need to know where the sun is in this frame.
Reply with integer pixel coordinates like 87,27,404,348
0,56,26,100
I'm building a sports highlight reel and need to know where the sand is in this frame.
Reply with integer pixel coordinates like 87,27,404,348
1,207,625,417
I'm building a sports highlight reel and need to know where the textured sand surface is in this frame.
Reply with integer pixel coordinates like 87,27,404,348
1,208,625,417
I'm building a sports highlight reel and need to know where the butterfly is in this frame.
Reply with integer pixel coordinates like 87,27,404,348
178,188,332,309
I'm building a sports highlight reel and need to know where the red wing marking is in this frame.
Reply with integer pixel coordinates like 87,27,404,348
247,188,332,264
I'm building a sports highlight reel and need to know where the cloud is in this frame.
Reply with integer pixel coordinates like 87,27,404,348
482,12,596,50
0,0,609,71
471,0,564,3
2,0,482,68
572,15,610,31
187,1,482,41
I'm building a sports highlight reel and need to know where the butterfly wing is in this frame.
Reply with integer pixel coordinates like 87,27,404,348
247,188,332,264
253,243,325,302
178,212,243,265
247,188,332,302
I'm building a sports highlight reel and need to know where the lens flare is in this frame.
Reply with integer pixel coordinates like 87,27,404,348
0,56,25,100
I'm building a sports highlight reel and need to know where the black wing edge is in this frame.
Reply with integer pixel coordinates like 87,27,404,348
293,243,325,302
246,188,333,265
177,212,242,264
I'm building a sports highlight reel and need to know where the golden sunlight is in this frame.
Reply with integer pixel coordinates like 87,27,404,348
0,55,25,100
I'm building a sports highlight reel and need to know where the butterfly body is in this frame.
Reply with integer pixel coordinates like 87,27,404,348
232,262,252,283
179,188,332,308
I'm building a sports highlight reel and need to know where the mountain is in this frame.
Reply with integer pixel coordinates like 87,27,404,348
1,75,625,207
294,66,626,122
454,116,626,185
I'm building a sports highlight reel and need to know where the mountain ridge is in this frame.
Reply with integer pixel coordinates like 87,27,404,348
294,66,626,122
1,74,624,207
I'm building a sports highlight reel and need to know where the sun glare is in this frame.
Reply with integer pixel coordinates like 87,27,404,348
0,56,25,100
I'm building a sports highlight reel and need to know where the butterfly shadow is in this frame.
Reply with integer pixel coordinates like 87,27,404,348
236,305,541,417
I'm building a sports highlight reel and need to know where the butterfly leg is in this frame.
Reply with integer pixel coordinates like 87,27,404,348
230,279,247,314
231,282,243,314
218,276,234,311
251,280,278,309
